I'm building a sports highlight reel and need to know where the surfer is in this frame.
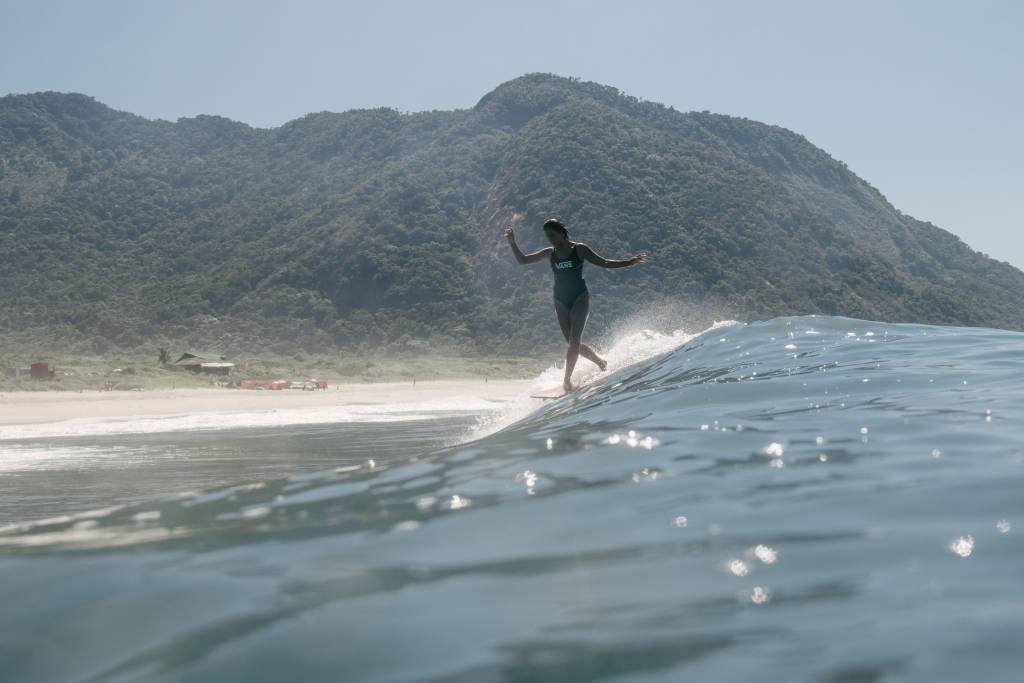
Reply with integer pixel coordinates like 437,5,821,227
505,218,649,392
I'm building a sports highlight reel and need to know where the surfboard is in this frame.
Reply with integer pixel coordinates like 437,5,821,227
530,385,570,400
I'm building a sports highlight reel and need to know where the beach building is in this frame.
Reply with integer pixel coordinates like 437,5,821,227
198,362,234,376
30,363,56,380
174,353,235,376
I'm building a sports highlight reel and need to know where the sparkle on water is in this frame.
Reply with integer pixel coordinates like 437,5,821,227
726,558,751,577
751,544,778,564
750,586,772,605
949,535,975,558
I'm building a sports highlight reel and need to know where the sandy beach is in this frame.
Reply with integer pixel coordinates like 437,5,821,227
0,380,533,427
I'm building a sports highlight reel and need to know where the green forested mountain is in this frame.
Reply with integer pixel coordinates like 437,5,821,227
1,74,1022,354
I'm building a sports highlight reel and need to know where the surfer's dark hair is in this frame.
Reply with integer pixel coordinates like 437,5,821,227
543,218,568,236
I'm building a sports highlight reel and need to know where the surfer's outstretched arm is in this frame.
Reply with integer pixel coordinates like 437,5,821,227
577,243,649,269
505,227,553,264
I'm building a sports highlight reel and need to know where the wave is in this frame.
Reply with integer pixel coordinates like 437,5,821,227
3,314,1018,544
2,315,1024,681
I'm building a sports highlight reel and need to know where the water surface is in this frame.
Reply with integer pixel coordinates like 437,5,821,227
1,316,1022,682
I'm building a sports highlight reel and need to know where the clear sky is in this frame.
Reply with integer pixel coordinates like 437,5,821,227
2,0,1021,267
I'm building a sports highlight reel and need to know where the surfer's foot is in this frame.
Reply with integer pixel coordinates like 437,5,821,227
597,357,608,371
563,379,573,392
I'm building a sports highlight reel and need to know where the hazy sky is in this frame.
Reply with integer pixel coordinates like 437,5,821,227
2,0,1021,267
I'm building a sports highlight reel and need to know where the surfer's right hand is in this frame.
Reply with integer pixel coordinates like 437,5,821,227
504,227,515,241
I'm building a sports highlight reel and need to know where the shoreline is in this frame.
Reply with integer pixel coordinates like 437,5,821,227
0,379,533,428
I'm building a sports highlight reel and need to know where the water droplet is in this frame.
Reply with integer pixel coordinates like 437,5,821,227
672,515,688,528
949,535,974,557
446,495,471,510
515,470,538,495
752,545,777,564
997,519,1011,533
764,442,785,457
726,559,750,576
819,453,828,462
751,586,771,604
631,468,659,483
931,449,942,459
815,436,825,446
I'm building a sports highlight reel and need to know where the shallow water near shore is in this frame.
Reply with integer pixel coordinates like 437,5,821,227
0,416,479,524
2,315,1023,682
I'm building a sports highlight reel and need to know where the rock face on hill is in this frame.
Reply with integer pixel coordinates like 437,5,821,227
1,73,1021,353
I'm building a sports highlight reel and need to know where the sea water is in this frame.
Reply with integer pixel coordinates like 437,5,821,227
1,315,1023,682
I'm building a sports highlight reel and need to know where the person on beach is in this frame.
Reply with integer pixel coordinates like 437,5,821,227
505,218,649,392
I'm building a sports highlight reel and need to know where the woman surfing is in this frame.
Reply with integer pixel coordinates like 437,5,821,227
505,218,649,393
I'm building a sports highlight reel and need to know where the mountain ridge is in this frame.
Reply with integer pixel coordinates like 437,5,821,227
1,74,1020,354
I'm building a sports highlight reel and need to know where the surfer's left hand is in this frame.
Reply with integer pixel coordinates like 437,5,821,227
631,251,649,265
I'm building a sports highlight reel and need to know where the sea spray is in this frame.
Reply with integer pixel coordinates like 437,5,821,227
466,319,738,442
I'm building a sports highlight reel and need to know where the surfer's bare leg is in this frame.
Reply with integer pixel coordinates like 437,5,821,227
554,297,607,371
582,343,607,370
562,292,595,390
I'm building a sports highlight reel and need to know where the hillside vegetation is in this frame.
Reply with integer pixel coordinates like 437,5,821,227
2,73,1021,355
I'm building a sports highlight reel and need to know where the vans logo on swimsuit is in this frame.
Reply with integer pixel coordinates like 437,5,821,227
555,261,576,269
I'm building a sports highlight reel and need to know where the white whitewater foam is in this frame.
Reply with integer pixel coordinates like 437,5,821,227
466,321,739,442
0,396,506,441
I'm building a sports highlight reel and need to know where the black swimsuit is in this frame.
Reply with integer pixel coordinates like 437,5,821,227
550,244,588,308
